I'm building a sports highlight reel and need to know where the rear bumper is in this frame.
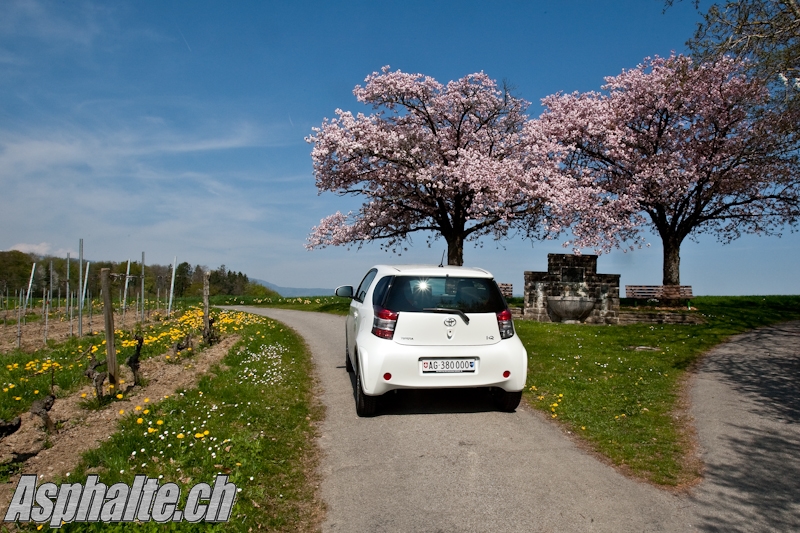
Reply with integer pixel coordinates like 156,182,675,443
357,336,527,396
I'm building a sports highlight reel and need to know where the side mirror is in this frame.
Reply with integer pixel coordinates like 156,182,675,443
335,285,354,299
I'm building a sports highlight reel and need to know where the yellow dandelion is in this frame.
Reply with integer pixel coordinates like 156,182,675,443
135,405,142,411
177,433,185,439
156,420,164,425
34,390,39,394
144,398,150,403
116,394,123,400
203,430,209,435
143,409,150,415
194,433,204,439
81,393,87,398
119,409,125,415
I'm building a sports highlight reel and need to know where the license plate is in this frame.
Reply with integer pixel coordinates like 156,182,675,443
420,358,477,374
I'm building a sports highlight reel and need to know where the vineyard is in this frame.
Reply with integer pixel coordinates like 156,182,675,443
0,298,322,531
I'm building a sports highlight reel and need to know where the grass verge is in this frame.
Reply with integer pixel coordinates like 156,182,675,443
211,295,350,316
8,312,323,532
516,295,800,486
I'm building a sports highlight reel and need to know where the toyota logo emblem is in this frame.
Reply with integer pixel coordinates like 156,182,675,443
443,318,457,327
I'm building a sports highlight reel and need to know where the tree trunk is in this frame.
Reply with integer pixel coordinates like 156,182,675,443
446,234,464,266
662,236,682,286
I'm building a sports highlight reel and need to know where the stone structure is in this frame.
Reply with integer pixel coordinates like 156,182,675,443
497,283,513,299
524,254,619,324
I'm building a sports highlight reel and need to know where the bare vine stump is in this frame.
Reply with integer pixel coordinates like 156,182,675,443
0,417,21,439
126,334,144,386
30,395,56,433
173,334,193,357
203,317,219,346
84,353,107,400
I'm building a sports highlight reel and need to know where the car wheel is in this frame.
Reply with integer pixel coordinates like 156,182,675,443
355,368,378,417
345,332,354,373
494,389,522,412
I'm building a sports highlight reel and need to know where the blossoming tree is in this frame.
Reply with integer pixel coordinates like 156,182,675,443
535,54,800,286
306,67,573,265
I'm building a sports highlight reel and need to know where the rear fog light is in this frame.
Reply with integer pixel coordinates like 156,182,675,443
383,373,392,381
503,371,510,378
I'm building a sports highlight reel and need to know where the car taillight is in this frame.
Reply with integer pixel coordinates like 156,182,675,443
372,306,398,339
497,309,514,339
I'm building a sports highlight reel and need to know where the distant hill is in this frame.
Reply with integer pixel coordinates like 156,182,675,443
253,279,335,297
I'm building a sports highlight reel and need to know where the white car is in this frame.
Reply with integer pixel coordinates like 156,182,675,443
335,264,527,416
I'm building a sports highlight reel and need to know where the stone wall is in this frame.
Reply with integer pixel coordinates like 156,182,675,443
524,254,620,324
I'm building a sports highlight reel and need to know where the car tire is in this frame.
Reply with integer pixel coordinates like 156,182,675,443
355,368,378,417
494,389,522,412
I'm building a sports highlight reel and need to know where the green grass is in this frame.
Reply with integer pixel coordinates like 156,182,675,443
216,295,351,315
1,311,42,325
516,295,800,485
8,312,322,532
506,296,524,307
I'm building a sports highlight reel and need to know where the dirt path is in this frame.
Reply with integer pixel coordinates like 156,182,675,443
0,334,239,511
688,320,800,532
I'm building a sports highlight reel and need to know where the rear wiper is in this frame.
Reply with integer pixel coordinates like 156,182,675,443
423,308,470,325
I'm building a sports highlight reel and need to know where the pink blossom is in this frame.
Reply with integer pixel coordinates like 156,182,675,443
306,67,572,264
535,54,800,284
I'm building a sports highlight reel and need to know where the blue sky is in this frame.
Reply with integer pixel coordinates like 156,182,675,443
1,0,798,295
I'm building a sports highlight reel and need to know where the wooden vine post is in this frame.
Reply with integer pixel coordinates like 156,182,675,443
203,271,210,341
100,268,118,385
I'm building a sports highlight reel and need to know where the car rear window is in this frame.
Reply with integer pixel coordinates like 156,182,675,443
382,276,506,314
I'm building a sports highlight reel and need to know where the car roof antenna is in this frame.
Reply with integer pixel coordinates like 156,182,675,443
438,250,446,267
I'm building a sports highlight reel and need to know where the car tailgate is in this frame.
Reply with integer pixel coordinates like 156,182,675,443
392,312,500,346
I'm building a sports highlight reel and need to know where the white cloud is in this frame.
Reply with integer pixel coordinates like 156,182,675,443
0,0,107,47
7,242,51,255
